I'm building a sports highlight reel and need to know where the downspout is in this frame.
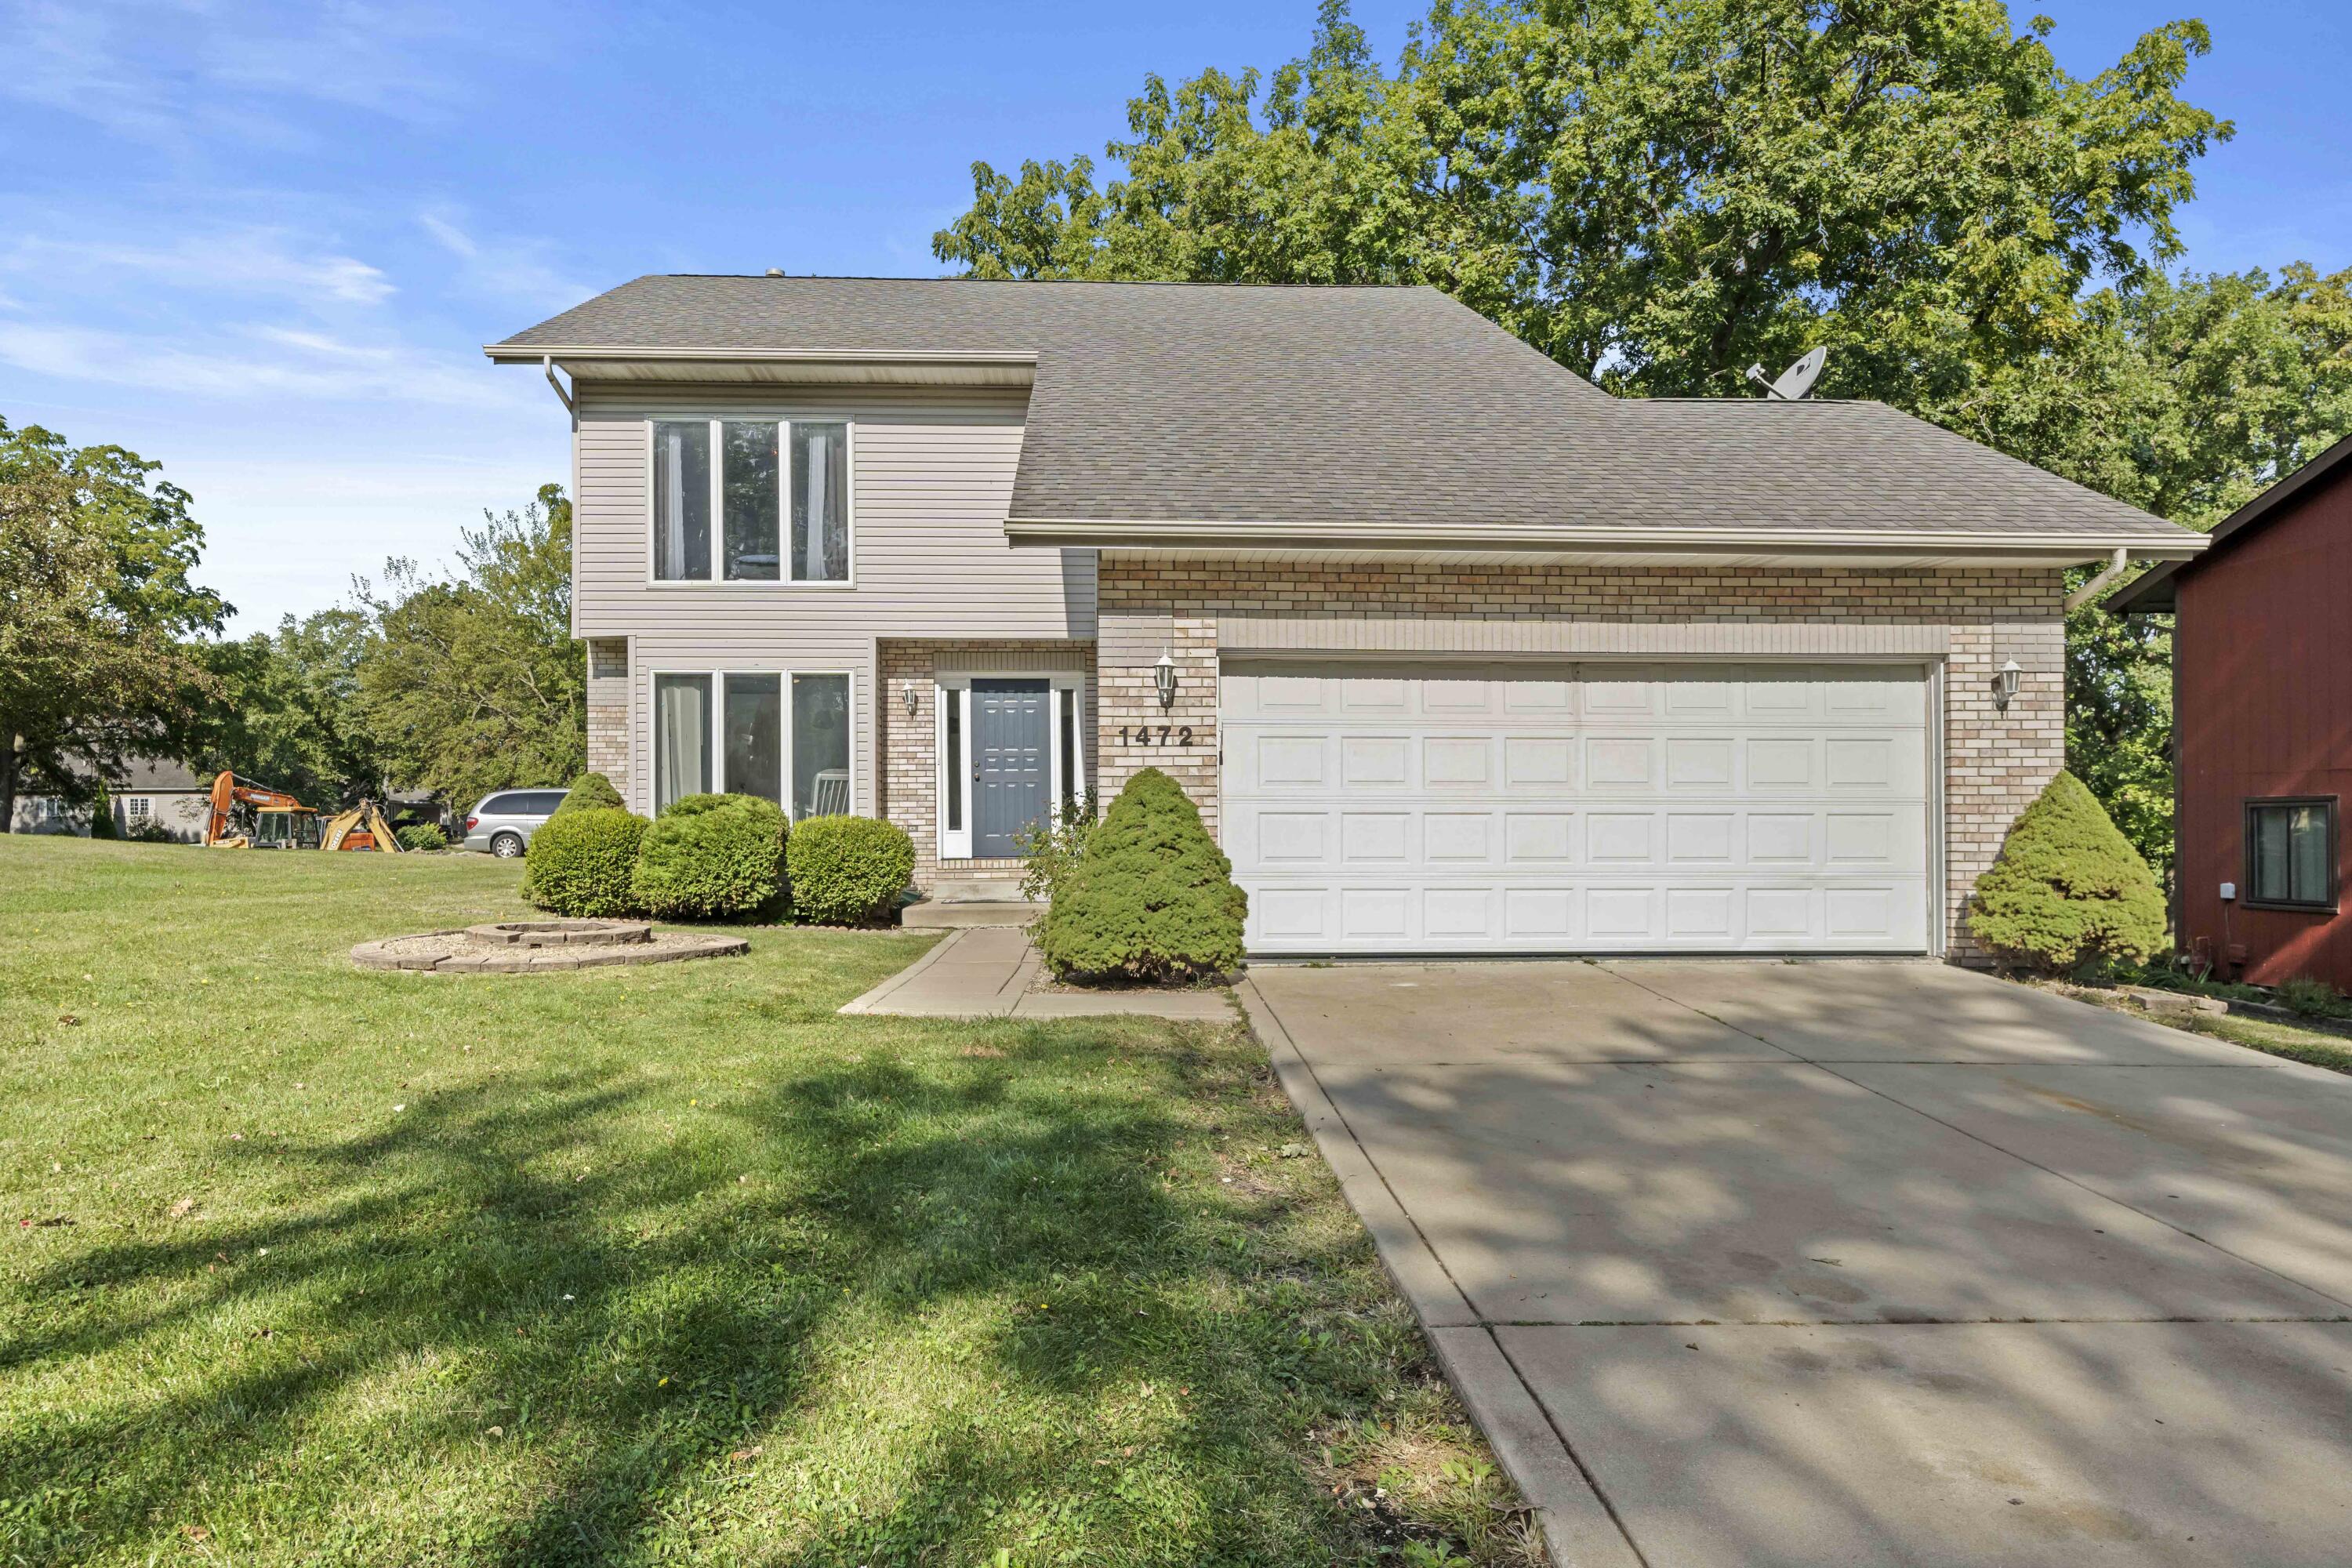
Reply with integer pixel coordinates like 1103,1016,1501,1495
2063,546,2131,612
541,355,575,416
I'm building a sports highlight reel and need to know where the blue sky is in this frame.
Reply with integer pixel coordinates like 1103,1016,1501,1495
5,1,2347,633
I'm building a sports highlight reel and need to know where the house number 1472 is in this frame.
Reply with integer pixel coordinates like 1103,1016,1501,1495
1120,725,1195,746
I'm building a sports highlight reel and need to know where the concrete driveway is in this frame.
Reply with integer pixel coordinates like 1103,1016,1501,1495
1240,960,2352,1568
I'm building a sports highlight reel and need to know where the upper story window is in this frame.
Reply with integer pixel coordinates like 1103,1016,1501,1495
2245,797,2337,912
652,418,849,583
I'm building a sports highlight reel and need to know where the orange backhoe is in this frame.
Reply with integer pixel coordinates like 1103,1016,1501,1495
203,772,401,851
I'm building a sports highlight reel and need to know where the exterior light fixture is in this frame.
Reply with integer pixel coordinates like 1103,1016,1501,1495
1153,649,1178,710
1993,660,2022,711
902,684,919,718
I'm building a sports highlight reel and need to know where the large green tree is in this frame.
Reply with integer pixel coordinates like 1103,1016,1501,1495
0,419,225,829
191,608,384,808
935,0,2226,411
2039,266,2352,873
354,484,584,808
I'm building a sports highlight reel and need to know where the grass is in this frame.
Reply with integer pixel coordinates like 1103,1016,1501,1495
2047,980,2352,1076
1,837,1535,1566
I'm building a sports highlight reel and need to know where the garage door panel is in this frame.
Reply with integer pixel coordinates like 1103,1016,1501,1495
1225,662,1929,954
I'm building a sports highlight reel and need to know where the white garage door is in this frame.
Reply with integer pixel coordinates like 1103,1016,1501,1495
1221,661,1932,955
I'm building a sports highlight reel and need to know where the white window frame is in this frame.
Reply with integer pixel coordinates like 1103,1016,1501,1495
125,797,152,823
934,671,1087,862
644,415,856,588
648,668,859,820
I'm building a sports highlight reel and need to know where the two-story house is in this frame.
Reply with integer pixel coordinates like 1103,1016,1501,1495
489,276,2201,960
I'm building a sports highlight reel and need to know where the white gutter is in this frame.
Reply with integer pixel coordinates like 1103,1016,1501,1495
485,344,1038,367
2063,546,2132,611
1006,517,2209,562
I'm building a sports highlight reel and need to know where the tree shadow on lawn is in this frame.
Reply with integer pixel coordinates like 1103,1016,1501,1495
5,1023,1406,1566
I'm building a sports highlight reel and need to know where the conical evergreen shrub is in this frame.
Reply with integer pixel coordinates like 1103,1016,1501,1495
1036,767,1246,982
1968,770,2165,973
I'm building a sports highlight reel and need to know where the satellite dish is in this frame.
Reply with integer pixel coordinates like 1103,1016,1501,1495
1744,346,1828,401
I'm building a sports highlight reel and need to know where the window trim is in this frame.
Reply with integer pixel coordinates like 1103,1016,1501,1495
644,414,856,589
649,667,859,820
933,670,1087,862
2242,795,2339,913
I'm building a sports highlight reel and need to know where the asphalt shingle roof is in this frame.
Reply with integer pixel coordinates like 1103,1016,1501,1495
495,275,2192,547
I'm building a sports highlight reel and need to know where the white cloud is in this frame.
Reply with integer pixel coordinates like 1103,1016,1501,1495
0,319,525,410
419,211,594,311
0,230,394,307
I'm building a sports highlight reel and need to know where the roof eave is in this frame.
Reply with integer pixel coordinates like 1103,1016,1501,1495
1006,517,2209,565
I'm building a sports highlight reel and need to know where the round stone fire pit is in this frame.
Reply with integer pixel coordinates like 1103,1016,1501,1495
352,918,746,973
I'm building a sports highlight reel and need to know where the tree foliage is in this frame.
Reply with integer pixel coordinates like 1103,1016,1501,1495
0,419,225,827
191,608,383,808
936,0,2226,408
354,484,584,808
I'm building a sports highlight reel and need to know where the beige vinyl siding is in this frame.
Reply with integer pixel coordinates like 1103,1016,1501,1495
572,382,1094,641
573,382,1094,818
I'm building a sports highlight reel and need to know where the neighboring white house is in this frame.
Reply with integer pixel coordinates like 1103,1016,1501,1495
10,757,212,841
487,275,2205,962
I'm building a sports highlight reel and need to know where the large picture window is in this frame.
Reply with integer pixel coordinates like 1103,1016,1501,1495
2245,797,2337,912
653,670,855,819
652,418,850,583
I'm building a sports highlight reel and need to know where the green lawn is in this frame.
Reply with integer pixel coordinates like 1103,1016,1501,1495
1,837,1534,1566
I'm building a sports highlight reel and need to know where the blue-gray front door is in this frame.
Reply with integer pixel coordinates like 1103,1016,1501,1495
972,679,1051,858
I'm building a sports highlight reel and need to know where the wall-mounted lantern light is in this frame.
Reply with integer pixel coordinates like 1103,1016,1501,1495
1993,660,2022,711
1154,649,1178,710
902,684,919,718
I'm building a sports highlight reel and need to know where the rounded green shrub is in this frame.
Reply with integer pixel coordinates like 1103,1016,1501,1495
787,815,915,926
394,823,448,852
630,793,786,920
1036,768,1246,983
1969,770,2165,974
554,771,625,816
524,808,648,917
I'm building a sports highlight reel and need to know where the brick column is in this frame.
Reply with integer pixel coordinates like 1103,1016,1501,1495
584,639,630,799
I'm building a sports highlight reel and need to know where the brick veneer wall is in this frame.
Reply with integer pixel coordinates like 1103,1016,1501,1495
877,639,1094,889
1096,557,2066,964
585,639,630,798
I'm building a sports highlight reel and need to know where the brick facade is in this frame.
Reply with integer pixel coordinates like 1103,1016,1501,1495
877,639,1094,890
1095,557,2066,964
585,639,630,798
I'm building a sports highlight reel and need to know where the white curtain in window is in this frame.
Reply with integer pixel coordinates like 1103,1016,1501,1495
803,427,831,580
655,675,710,812
662,426,687,577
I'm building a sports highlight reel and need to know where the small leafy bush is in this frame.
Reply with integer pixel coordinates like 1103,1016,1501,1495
395,823,448,852
1036,768,1246,983
1969,771,2165,975
89,792,119,840
554,771,625,816
2274,974,2348,1018
524,808,648,917
631,793,786,920
1017,793,1098,905
787,815,916,926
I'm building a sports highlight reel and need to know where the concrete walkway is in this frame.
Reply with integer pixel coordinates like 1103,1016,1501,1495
1243,959,2352,1568
840,926,1234,1020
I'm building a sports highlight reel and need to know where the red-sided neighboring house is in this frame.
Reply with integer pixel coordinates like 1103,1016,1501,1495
2111,431,2352,989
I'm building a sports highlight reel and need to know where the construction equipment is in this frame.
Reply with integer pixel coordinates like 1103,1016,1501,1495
321,800,401,852
204,771,321,849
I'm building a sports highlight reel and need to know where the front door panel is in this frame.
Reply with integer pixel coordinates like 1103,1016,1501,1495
972,679,1051,858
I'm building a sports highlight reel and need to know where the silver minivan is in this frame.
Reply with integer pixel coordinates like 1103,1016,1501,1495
461,788,570,858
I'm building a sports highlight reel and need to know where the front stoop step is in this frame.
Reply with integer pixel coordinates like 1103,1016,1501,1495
901,899,1044,929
